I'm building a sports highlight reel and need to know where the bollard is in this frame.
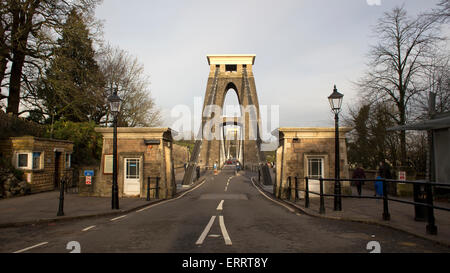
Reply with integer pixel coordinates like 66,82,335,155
294,177,299,202
57,178,65,216
382,179,390,221
155,177,160,199
258,169,261,182
305,177,310,208
196,166,200,181
425,183,438,235
319,177,325,214
147,177,151,201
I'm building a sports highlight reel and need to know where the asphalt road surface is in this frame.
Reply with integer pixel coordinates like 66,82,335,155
1,166,448,253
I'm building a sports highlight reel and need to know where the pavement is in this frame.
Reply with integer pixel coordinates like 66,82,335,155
254,171,450,248
0,170,207,228
0,166,448,253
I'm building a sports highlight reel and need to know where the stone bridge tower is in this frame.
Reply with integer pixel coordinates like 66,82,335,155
182,54,272,185
197,54,262,168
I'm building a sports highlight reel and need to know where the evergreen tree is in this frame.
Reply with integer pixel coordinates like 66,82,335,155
39,9,105,126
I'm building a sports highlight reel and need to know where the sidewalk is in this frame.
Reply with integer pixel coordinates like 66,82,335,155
250,172,450,248
0,172,207,228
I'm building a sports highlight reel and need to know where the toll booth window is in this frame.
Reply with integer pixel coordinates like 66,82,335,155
226,65,237,72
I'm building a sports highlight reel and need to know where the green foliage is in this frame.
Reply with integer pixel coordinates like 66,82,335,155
174,140,195,154
38,9,106,123
0,110,46,139
347,103,401,169
47,120,102,166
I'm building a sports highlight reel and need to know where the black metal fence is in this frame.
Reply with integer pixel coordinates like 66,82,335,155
146,177,160,201
284,176,450,236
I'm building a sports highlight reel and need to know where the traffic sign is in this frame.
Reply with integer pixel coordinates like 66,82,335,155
86,176,92,185
84,170,94,177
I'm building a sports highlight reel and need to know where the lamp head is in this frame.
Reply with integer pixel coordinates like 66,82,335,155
328,85,344,114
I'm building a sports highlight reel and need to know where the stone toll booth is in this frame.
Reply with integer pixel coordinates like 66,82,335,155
93,128,177,199
0,136,74,193
274,127,352,200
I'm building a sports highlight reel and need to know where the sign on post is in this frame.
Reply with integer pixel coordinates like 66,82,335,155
84,170,94,177
86,176,92,185
398,171,406,181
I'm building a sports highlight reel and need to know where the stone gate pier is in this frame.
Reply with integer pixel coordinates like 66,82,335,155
273,127,352,200
81,128,177,199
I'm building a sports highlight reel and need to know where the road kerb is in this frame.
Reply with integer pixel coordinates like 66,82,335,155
251,176,450,249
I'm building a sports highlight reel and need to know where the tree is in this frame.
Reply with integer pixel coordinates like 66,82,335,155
98,45,161,127
414,55,450,116
0,1,10,95
358,6,442,166
346,104,371,168
36,9,105,128
346,102,400,170
430,0,450,23
1,0,100,116
48,120,102,165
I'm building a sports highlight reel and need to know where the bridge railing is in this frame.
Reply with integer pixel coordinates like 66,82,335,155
285,176,450,236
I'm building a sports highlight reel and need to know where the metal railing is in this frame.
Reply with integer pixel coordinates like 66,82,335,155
284,176,450,236
146,177,160,201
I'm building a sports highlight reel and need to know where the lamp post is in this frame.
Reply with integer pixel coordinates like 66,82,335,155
328,85,344,211
108,89,122,210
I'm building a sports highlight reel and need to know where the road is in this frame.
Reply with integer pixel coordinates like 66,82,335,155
0,166,448,253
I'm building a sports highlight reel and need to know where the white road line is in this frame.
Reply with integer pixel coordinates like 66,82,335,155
82,225,96,232
219,216,232,246
137,177,208,213
208,234,221,238
224,186,228,192
251,177,295,213
13,242,48,253
217,200,224,211
110,215,127,221
196,216,216,245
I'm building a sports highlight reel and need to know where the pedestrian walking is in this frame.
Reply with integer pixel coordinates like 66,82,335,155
352,164,366,197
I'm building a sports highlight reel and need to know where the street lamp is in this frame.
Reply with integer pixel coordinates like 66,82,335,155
108,89,122,210
328,85,344,211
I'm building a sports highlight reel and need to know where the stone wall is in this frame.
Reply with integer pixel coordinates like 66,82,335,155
0,167,29,198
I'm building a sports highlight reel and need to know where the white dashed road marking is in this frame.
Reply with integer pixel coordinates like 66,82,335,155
13,242,48,253
82,225,96,232
110,215,127,221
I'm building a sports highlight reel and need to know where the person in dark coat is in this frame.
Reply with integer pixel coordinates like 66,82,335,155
352,164,366,197
375,161,392,197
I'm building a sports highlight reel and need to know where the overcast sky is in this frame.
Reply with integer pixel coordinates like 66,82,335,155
95,0,443,129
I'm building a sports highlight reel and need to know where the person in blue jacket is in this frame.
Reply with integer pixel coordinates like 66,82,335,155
374,176,384,197
375,161,392,197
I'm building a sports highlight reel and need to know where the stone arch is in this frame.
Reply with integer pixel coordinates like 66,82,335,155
222,82,242,118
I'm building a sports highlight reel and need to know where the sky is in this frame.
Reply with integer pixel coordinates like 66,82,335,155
95,0,444,130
